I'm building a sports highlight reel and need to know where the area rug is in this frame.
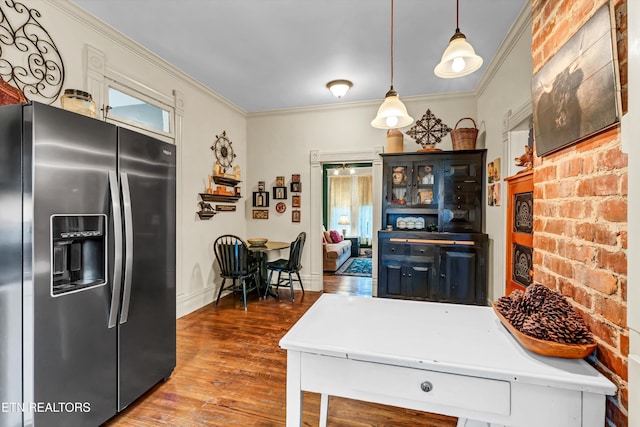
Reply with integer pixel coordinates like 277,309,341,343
335,257,372,277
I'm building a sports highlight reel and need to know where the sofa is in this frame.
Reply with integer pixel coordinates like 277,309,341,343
323,239,352,272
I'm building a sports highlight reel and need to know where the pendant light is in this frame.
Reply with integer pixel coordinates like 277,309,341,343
371,0,414,129
434,0,483,78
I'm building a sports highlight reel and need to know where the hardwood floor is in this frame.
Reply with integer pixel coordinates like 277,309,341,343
104,273,457,427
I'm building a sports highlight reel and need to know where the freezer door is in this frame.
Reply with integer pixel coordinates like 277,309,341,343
0,104,24,427
29,103,119,427
117,128,176,410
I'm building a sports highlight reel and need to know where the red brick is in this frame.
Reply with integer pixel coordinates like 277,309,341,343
593,295,627,328
574,264,617,295
577,127,620,153
559,240,596,263
543,182,559,199
558,200,593,219
588,318,619,348
558,180,575,198
596,248,627,275
534,234,557,253
533,269,555,288
620,230,628,249
620,332,629,356
597,344,628,382
621,173,627,196
536,164,557,182
598,199,627,222
546,255,574,278
606,395,629,427
544,218,574,235
558,278,593,309
620,277,627,300
576,174,619,197
575,222,619,245
597,146,628,171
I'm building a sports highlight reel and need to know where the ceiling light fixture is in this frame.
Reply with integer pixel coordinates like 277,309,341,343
434,0,483,78
371,0,413,129
326,79,353,98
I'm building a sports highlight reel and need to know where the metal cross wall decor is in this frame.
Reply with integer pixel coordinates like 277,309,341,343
0,0,65,104
406,109,452,150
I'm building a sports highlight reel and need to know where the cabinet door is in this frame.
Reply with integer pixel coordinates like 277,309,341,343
379,264,404,297
439,245,484,304
385,162,412,207
407,263,438,299
412,161,439,208
441,157,483,232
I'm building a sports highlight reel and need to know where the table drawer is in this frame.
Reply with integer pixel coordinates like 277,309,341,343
301,353,510,417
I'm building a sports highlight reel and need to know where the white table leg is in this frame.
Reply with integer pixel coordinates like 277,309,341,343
286,351,303,427
319,394,329,427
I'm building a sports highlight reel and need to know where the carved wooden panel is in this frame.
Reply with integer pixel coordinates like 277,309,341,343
513,191,533,234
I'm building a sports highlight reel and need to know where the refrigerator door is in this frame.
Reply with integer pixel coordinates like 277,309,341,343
0,104,24,427
117,128,176,410
29,103,119,426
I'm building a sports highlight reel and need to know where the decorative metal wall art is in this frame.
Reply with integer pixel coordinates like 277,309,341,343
406,109,451,151
512,244,533,288
0,0,65,104
211,131,236,172
514,191,533,234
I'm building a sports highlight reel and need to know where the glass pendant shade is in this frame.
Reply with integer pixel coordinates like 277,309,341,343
371,88,414,129
434,31,483,78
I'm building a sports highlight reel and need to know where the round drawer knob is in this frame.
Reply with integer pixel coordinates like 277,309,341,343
420,381,433,392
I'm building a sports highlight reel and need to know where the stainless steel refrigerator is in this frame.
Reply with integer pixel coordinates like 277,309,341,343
0,102,176,427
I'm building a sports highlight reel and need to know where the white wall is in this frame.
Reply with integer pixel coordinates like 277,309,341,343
246,94,477,292
14,0,249,317
476,8,533,302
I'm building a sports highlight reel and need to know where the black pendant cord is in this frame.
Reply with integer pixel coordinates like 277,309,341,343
390,0,394,90
456,0,460,32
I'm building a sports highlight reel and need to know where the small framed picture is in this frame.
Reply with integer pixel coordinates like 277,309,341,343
292,195,301,208
273,186,287,200
234,187,241,197
292,210,301,223
252,209,269,220
252,191,269,207
275,176,285,187
291,174,300,182
290,182,302,193
258,181,265,192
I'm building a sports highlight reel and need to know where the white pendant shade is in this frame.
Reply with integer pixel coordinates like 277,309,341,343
434,31,483,78
371,89,414,129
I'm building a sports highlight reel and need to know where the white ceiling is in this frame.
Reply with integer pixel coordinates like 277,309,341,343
71,0,528,113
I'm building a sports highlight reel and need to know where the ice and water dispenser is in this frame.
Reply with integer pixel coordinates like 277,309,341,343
51,215,106,296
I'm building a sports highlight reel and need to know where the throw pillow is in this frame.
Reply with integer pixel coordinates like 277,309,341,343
323,230,333,243
329,230,342,243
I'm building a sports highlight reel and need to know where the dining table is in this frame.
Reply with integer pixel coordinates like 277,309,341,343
248,241,290,297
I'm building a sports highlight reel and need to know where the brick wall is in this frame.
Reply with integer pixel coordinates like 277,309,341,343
531,0,628,426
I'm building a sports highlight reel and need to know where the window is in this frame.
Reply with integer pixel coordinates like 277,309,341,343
324,164,373,246
105,81,174,140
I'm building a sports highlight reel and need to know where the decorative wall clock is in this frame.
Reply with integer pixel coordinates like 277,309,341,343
406,109,452,151
210,131,236,172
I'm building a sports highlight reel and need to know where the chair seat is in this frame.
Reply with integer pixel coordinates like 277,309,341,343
266,258,288,270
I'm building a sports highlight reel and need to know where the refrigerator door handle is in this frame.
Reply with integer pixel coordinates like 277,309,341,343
108,170,123,328
119,172,134,324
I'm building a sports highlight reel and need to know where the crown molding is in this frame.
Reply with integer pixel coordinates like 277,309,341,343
247,90,476,119
45,0,247,116
475,2,533,98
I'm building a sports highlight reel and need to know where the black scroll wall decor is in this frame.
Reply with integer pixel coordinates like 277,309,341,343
0,0,65,104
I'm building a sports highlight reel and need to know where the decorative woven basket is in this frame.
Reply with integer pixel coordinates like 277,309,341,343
450,117,478,150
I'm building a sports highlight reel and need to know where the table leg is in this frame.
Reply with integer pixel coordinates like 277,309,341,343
286,351,303,427
319,394,329,427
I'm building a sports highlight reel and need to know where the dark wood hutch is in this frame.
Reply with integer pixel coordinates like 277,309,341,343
378,149,488,305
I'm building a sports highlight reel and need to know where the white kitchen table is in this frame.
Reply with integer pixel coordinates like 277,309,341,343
279,294,616,427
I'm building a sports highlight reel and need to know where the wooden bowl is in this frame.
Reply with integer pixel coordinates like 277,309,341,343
247,238,268,247
493,303,596,359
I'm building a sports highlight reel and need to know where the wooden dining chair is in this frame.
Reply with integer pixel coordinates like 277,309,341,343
263,232,306,302
213,235,259,310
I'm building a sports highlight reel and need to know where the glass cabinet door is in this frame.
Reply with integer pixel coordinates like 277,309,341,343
414,162,438,207
389,164,410,206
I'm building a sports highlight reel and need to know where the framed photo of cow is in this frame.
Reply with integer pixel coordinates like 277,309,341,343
531,4,619,157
